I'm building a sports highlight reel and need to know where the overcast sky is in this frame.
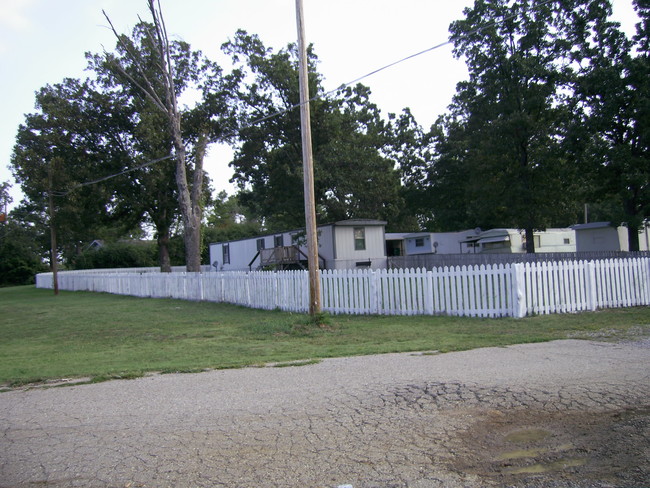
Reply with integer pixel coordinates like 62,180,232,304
0,0,640,209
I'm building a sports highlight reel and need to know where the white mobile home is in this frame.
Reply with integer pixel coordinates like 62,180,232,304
461,228,576,254
403,229,482,255
209,219,388,271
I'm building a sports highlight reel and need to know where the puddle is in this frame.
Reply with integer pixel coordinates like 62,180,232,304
497,447,548,460
505,457,588,474
449,405,650,484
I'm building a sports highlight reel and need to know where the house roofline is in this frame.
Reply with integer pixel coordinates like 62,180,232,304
571,222,614,230
209,219,387,246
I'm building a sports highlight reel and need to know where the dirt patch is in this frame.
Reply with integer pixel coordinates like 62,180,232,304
450,405,650,487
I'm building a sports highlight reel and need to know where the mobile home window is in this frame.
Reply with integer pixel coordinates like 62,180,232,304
274,235,284,247
222,244,230,264
257,238,265,251
354,227,366,251
415,238,425,247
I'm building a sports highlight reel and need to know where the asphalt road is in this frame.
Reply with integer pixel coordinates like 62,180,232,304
1,339,649,487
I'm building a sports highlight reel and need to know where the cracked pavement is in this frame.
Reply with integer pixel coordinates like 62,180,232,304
1,339,649,487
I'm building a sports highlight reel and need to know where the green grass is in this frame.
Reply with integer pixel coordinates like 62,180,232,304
1,286,649,387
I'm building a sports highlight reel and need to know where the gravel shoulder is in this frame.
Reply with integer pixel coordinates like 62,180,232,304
1,338,649,487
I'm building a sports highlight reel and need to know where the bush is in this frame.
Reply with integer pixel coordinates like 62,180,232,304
71,241,158,269
0,225,48,287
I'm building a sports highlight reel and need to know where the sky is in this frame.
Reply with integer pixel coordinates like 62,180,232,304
0,0,641,211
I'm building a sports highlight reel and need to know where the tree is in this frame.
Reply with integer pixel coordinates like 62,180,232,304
0,220,48,287
88,27,183,272
202,191,263,264
11,78,135,264
204,191,262,241
431,0,596,250
71,241,158,270
0,181,11,223
224,31,403,231
387,108,436,231
0,182,49,286
575,0,649,250
100,1,240,271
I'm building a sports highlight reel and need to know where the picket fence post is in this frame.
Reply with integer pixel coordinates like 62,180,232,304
586,260,598,312
367,270,377,314
424,270,434,315
511,263,526,318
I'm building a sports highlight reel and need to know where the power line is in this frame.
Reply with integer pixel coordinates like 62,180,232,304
236,0,556,133
51,0,556,197
50,155,174,197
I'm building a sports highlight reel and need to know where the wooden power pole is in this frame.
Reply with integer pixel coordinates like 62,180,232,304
295,0,321,316
48,162,59,296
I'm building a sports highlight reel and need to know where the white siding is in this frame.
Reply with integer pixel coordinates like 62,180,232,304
405,234,434,255
642,224,650,251
405,230,478,255
536,230,576,253
209,220,388,271
332,225,386,268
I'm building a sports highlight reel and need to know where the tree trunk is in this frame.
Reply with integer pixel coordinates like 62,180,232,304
183,220,202,272
627,224,640,252
117,0,206,273
157,232,172,273
170,131,206,273
624,199,641,252
525,227,536,253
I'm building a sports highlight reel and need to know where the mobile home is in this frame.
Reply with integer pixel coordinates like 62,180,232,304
572,222,650,252
209,219,388,271
461,228,576,254
403,229,482,255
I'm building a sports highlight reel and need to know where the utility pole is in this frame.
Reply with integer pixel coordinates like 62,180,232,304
295,0,321,316
48,161,59,296
0,182,10,243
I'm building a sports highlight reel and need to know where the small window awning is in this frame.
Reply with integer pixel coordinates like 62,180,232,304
479,236,510,244
460,237,481,244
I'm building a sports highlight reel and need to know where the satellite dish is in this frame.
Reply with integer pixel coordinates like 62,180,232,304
474,227,482,235
433,241,439,248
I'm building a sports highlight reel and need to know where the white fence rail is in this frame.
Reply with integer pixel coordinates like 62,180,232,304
35,258,650,318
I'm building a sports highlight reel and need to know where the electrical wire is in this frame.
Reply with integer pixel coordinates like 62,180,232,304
50,154,174,197
230,0,557,141
51,0,555,197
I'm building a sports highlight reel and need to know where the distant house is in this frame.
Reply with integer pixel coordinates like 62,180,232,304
572,222,650,252
209,219,388,271
86,240,105,251
403,229,482,255
385,227,576,259
460,228,575,254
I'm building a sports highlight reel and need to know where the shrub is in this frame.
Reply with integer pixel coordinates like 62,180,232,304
71,241,158,269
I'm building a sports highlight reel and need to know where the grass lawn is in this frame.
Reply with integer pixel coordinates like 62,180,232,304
1,285,649,387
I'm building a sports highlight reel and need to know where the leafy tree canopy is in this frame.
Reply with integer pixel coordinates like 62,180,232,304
415,0,643,250
574,0,649,250
223,31,404,232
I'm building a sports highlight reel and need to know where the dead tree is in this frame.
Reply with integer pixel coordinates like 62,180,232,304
103,0,206,272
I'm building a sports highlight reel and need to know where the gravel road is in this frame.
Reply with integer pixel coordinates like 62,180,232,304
1,338,649,487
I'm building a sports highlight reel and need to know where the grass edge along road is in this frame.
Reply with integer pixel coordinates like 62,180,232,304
1,286,649,389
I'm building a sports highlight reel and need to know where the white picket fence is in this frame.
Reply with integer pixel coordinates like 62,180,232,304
35,257,650,318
